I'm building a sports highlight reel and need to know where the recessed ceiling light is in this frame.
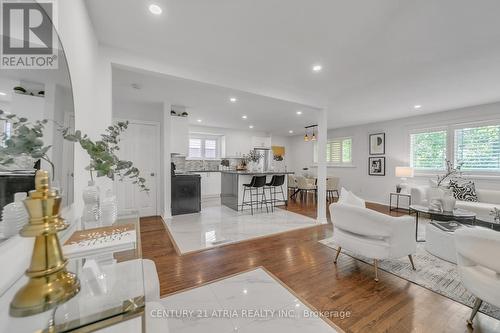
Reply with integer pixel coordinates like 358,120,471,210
0,92,6,96
249,125,254,129
414,105,422,109
230,97,237,103
296,111,302,115
241,115,247,119
149,4,162,15
289,130,294,134
312,64,322,72
197,119,202,123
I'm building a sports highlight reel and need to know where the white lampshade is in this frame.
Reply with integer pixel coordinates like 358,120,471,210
395,166,414,178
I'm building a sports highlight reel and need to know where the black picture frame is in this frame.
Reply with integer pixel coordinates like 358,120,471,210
368,157,386,176
369,133,385,155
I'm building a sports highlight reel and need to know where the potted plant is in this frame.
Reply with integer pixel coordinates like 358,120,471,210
13,86,26,94
243,150,263,172
0,110,54,176
61,121,148,192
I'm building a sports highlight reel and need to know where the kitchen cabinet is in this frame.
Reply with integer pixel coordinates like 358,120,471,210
251,136,272,148
196,172,221,198
170,116,189,155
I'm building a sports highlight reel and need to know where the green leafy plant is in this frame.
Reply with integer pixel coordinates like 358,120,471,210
243,150,263,163
0,110,54,176
273,154,283,161
61,121,149,192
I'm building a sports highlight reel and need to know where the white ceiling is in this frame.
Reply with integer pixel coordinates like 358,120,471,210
112,65,318,136
87,0,500,129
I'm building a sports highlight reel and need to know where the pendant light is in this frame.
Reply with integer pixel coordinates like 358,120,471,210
304,124,317,142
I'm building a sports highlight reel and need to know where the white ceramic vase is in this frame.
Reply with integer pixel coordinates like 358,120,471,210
0,192,29,238
441,193,456,212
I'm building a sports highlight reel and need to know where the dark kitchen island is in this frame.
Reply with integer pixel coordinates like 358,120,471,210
220,171,294,211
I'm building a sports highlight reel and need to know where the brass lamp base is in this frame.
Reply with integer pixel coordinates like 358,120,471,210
10,170,80,317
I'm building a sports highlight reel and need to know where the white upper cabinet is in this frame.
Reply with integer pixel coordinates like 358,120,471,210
170,116,189,155
251,136,272,148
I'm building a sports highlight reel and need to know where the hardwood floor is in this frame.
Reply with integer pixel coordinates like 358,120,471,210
140,195,499,332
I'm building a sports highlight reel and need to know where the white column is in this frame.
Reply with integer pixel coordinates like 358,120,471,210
316,108,328,223
162,102,172,220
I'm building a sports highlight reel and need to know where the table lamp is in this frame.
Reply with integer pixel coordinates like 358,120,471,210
395,166,414,193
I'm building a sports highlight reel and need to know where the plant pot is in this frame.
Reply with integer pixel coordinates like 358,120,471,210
441,195,456,212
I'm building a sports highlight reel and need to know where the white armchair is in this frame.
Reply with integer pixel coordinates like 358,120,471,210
455,227,500,326
329,203,417,281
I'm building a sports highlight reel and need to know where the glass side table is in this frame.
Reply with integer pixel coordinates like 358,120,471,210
389,192,411,214
52,210,145,333
409,205,476,243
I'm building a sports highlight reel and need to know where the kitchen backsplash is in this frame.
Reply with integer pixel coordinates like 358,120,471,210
171,156,243,171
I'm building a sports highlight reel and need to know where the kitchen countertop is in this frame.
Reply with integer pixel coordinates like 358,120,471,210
220,170,294,175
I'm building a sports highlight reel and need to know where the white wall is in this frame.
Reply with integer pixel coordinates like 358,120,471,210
57,0,113,211
287,101,500,205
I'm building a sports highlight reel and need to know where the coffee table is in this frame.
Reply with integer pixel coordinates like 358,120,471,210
409,205,476,242
475,215,500,231
425,221,474,263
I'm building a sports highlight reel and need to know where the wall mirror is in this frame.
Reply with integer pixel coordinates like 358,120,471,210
0,5,74,243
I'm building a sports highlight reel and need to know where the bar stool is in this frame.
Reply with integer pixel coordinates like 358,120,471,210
241,176,268,215
265,175,286,211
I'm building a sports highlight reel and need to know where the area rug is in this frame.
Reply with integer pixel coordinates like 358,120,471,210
319,232,500,320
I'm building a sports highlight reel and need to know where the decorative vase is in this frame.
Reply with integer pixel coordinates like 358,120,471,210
428,186,445,212
0,192,29,238
81,180,101,226
441,193,456,212
100,190,117,226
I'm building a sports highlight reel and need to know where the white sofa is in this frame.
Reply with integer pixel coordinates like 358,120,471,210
329,202,417,281
411,185,500,217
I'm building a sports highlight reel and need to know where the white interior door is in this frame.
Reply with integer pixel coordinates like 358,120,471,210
114,120,160,217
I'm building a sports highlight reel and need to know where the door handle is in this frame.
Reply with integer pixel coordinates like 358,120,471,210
150,173,155,177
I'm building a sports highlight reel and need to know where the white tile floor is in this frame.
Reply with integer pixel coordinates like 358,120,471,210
164,204,321,254
152,268,337,333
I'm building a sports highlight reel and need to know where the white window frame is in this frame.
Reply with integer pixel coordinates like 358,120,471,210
409,119,500,176
313,136,354,167
187,133,222,160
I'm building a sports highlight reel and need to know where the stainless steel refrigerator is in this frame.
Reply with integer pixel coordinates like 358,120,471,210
254,148,272,172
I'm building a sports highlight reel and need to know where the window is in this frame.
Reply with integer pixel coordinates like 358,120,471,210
410,130,447,170
454,125,500,172
314,137,353,165
409,121,500,174
188,134,221,159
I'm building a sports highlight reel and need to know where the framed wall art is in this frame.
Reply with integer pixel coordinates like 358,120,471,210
369,156,386,176
369,132,385,155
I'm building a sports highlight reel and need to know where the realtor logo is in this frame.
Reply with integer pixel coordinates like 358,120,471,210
1,0,58,69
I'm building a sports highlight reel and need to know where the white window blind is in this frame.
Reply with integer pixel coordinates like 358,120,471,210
204,139,217,159
188,134,221,159
314,137,352,165
410,130,447,170
189,138,202,158
454,124,500,172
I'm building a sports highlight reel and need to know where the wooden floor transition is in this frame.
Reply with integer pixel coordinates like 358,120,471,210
139,194,499,333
